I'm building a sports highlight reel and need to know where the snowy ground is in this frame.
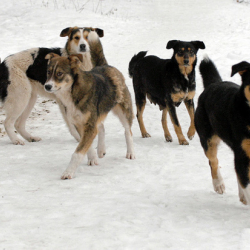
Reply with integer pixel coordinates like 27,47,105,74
1,0,250,249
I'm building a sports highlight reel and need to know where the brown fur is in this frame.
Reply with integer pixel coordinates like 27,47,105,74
44,48,135,179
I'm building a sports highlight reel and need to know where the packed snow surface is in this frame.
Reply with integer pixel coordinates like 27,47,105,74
1,0,250,249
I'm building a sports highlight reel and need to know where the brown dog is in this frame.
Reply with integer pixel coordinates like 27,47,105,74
44,32,135,179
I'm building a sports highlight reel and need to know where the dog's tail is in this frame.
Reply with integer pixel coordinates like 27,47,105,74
128,51,147,78
88,31,108,67
199,54,222,88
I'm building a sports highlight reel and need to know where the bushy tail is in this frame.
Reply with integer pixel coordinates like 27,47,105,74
128,51,147,78
88,31,108,67
199,55,222,88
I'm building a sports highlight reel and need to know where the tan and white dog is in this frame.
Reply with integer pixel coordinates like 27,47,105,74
0,27,104,145
44,32,135,179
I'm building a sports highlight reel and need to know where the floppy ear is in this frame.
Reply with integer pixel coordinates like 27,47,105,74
92,28,104,37
45,53,60,64
231,61,250,77
60,27,73,37
166,40,179,49
191,41,205,50
68,54,83,64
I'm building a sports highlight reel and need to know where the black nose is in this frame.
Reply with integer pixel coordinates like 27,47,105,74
184,59,189,65
80,44,86,51
45,85,52,91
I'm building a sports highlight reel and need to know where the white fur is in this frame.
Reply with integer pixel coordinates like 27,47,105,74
87,31,99,42
212,167,225,194
1,36,93,145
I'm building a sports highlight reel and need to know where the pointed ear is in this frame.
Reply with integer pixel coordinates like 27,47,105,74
231,61,250,77
166,40,179,49
60,27,73,37
92,28,104,37
191,41,205,50
68,54,83,64
45,53,60,64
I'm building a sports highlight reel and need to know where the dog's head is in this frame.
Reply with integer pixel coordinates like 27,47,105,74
60,26,104,55
167,40,205,69
231,61,250,102
44,53,83,93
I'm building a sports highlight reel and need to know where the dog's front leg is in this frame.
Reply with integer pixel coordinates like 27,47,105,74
184,98,195,140
161,108,172,142
168,104,189,145
61,124,98,179
57,100,81,142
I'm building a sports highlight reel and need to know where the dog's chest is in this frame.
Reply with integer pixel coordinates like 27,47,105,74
58,92,88,125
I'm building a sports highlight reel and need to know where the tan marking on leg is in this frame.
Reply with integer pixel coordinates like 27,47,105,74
169,114,188,145
186,90,195,100
241,139,250,181
205,135,225,193
244,86,250,102
136,103,150,138
184,98,195,140
161,108,172,142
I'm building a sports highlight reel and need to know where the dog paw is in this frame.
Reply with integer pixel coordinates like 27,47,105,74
126,153,136,160
188,134,195,140
88,157,98,166
240,196,247,205
187,128,195,140
13,139,25,145
165,135,173,142
98,149,106,158
29,136,42,142
179,139,189,145
142,132,151,138
213,179,225,194
61,171,74,180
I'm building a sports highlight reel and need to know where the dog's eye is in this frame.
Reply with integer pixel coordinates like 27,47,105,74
57,72,63,77
75,36,80,40
47,70,51,75
178,51,184,56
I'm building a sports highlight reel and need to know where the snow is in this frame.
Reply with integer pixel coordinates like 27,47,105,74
1,0,250,249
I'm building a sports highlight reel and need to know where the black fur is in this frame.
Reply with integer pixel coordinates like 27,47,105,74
128,40,205,144
0,61,10,102
26,48,62,85
195,57,250,190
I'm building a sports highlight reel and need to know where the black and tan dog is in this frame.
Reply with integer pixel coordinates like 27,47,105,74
195,55,250,205
44,32,135,179
0,26,103,145
128,40,205,145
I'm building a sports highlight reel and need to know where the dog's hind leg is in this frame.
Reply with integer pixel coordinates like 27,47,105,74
236,140,250,205
3,83,32,145
184,97,195,140
97,122,106,158
61,122,99,179
112,103,135,159
14,90,41,142
136,98,151,138
168,104,189,145
161,108,172,142
205,135,224,194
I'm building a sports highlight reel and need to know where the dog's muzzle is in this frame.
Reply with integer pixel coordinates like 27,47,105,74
80,44,86,52
45,84,52,92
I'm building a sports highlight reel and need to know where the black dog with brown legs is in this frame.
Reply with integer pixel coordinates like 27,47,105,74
128,40,205,145
195,55,250,205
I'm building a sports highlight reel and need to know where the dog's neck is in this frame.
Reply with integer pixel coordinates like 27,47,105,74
62,48,93,71
178,65,193,81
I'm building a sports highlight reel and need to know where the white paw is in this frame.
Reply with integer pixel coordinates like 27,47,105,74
126,153,136,160
87,157,98,166
213,179,225,194
98,149,106,158
61,171,74,180
29,136,42,142
13,139,25,145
